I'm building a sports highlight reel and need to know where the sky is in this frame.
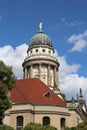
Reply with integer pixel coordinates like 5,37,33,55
0,0,87,102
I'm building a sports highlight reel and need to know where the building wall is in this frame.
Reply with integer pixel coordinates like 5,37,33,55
28,46,54,57
34,114,70,130
68,110,83,127
9,112,33,130
4,104,72,130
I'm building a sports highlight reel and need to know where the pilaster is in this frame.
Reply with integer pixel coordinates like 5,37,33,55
39,64,41,78
25,67,27,79
47,65,50,87
30,65,33,78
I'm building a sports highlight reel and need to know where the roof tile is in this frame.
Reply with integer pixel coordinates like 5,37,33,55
10,78,66,106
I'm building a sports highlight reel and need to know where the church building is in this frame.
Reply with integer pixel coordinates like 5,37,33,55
4,23,87,130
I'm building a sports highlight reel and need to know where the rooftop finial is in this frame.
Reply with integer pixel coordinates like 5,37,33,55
39,22,43,31
80,88,83,97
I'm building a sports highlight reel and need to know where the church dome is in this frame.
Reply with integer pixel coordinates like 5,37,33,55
30,31,52,47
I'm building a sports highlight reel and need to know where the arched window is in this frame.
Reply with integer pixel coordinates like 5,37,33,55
42,76,46,83
60,118,66,130
43,116,50,126
16,116,23,130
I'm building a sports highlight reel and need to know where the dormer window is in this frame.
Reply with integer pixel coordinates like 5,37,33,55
44,92,51,98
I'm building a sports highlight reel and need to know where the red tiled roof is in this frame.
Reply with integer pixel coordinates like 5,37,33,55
10,78,66,106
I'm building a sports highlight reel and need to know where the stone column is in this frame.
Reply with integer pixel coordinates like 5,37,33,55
30,65,33,78
25,67,27,79
23,68,25,79
56,68,59,87
54,66,57,87
47,65,50,87
27,66,30,78
39,64,41,78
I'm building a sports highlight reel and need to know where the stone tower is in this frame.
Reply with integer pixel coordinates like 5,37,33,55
22,23,60,90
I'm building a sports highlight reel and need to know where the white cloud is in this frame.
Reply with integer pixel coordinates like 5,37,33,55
54,49,81,77
55,50,87,102
59,74,87,101
59,56,81,76
67,30,87,52
0,44,28,78
0,44,87,102
61,18,83,27
70,39,87,52
68,34,83,43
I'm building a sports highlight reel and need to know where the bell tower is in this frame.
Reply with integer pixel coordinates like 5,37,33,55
22,23,60,90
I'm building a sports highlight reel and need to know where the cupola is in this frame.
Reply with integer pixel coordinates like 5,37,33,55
29,23,52,47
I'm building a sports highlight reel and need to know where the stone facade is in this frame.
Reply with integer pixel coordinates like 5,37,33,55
4,104,71,130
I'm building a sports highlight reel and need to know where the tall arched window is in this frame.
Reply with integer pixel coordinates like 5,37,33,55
42,76,46,83
50,75,53,86
43,116,50,126
60,118,66,130
16,116,23,130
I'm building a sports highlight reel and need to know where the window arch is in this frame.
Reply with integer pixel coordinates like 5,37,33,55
16,116,23,130
43,116,50,126
60,118,66,130
42,76,46,83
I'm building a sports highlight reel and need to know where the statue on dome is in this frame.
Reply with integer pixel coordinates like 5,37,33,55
39,22,43,31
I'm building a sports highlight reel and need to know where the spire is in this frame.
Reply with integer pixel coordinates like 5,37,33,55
79,88,84,101
39,22,43,32
80,88,83,97
77,93,79,101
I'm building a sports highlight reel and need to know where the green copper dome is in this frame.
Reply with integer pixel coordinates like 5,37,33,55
30,31,52,47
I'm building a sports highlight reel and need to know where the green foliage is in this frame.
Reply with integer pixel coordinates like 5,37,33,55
64,127,71,130
0,92,12,113
0,60,16,124
64,121,87,130
23,123,44,130
0,124,14,130
71,127,77,130
44,125,57,130
23,122,57,130
64,127,77,130
0,60,16,90
77,121,87,129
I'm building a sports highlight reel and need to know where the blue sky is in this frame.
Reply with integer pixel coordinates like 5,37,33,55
0,0,87,102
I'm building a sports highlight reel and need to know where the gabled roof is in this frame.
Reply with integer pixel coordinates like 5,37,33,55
10,78,66,106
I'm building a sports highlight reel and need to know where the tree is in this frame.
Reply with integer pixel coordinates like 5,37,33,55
0,124,14,130
64,121,87,130
64,127,77,130
77,121,87,130
23,122,58,130
0,60,16,124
